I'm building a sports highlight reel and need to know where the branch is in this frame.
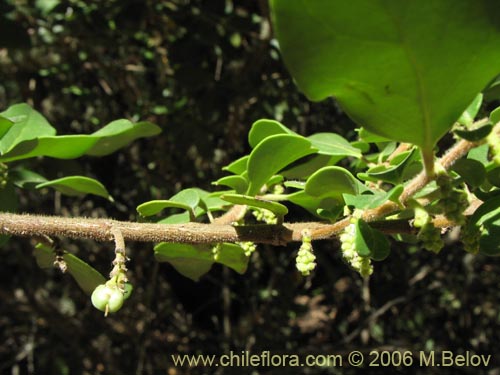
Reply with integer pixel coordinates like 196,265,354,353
0,119,493,247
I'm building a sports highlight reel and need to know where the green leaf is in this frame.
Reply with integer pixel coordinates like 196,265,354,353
0,118,160,162
214,243,249,274
247,134,317,195
9,167,48,188
308,133,361,158
358,148,419,184
248,119,294,148
357,128,391,143
0,103,56,154
490,106,500,125
137,188,200,217
305,166,358,202
0,115,14,139
451,158,486,188
487,167,500,188
281,154,337,179
64,252,107,295
137,200,192,216
86,120,161,156
354,219,391,260
36,176,112,200
270,0,500,152
154,243,214,281
34,243,106,295
222,156,249,175
454,124,492,142
469,196,500,256
221,193,288,216
213,175,248,194
457,93,483,126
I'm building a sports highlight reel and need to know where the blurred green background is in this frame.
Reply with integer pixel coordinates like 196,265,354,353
1,1,499,374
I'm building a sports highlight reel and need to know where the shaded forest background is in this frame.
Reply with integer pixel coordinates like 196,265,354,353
1,1,500,374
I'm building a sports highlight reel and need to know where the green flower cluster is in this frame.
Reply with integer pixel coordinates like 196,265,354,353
340,221,373,277
413,205,444,253
461,220,481,254
252,208,277,224
238,241,257,257
0,163,7,190
295,230,316,276
436,174,468,225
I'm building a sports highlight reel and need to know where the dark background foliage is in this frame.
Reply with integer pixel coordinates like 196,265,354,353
1,1,499,374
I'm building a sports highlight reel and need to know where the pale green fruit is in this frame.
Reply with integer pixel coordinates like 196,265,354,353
91,284,111,312
107,289,125,313
123,283,133,300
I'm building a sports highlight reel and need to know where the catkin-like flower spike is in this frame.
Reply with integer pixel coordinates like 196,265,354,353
295,229,316,276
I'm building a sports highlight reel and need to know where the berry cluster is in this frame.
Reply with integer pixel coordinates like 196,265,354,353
340,221,373,277
295,229,316,276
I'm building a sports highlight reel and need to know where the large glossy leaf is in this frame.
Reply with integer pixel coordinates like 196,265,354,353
36,176,112,200
247,134,317,195
0,103,56,154
270,0,500,152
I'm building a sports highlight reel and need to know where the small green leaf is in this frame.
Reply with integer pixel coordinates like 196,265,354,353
454,124,492,141
281,154,337,179
469,196,500,256
36,176,111,200
138,188,200,217
247,134,317,195
358,149,418,184
0,103,56,154
222,156,249,175
214,243,249,274
34,243,106,295
86,120,161,156
137,200,192,216
354,219,390,260
305,166,358,202
221,193,288,216
458,93,483,126
154,243,214,281
9,167,48,188
357,128,391,143
213,175,248,194
452,158,486,187
491,106,500,125
487,167,500,188
248,119,294,148
64,252,107,295
0,115,14,139
308,133,361,158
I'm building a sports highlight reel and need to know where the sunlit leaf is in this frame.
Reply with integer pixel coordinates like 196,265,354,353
36,176,112,199
247,134,317,195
